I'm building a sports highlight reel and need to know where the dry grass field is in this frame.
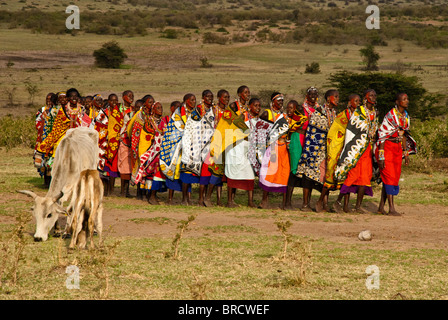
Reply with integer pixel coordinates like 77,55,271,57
1,0,448,303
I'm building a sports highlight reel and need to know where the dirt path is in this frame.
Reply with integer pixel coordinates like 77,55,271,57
87,195,448,250
6,190,448,250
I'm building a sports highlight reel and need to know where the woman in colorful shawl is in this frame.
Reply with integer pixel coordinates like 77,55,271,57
181,90,216,207
328,95,360,213
313,89,340,212
37,92,66,186
34,92,56,183
224,85,252,205
376,93,416,216
283,100,307,210
225,94,257,208
164,101,181,204
103,93,123,195
35,93,56,154
116,90,135,197
36,88,89,162
89,94,103,121
258,92,291,209
126,96,155,199
177,94,205,206
335,89,379,214
159,94,195,205
291,87,327,211
132,101,169,205
92,94,112,196
203,89,230,207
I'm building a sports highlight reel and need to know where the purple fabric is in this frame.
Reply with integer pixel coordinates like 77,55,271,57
259,180,287,193
103,165,120,178
340,184,373,197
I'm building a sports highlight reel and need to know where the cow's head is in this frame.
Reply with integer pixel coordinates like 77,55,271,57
17,190,66,242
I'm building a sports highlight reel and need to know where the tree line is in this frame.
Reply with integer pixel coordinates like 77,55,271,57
0,4,447,48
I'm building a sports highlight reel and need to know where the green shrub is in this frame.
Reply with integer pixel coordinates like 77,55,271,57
162,29,178,39
202,32,228,45
0,114,36,150
305,62,321,74
93,41,128,69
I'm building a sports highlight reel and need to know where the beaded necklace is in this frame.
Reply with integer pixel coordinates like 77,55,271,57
322,103,336,128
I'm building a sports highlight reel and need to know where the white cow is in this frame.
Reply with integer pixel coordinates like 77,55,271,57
18,127,99,242
66,169,104,249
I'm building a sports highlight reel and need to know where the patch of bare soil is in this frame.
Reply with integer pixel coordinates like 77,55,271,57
0,50,93,69
7,189,448,250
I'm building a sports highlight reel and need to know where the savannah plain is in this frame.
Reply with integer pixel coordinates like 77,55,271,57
0,0,448,300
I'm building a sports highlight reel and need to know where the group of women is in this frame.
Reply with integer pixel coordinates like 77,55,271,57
33,85,417,216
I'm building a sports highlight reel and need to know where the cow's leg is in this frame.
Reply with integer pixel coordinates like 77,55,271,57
74,209,86,249
96,203,104,247
88,207,96,249
68,212,79,249
78,213,88,250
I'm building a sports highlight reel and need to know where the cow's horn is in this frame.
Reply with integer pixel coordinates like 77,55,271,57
17,190,38,199
53,191,64,203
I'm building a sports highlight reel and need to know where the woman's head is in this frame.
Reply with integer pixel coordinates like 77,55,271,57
248,97,261,116
324,89,339,107
93,94,103,109
217,89,230,107
305,87,319,105
202,89,214,106
152,101,163,117
395,92,409,109
122,90,134,106
183,93,196,109
286,100,299,117
363,89,377,105
348,94,361,111
271,91,284,111
57,92,67,106
237,85,250,103
170,101,181,114
66,88,80,106
108,93,119,108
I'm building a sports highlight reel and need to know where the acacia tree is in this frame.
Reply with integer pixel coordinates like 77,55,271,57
93,41,127,69
359,44,380,71
329,71,445,121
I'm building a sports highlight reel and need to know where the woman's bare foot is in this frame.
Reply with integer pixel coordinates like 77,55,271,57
148,196,160,205
226,202,239,208
315,200,323,213
257,199,269,209
300,204,311,212
203,199,213,207
332,201,343,213
354,206,369,214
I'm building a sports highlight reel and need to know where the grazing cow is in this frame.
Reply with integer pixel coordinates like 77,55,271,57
66,169,104,249
18,127,99,242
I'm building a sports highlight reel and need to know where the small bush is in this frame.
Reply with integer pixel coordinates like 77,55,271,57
305,62,321,74
0,114,36,150
162,29,178,39
200,57,213,68
93,41,128,69
202,32,228,45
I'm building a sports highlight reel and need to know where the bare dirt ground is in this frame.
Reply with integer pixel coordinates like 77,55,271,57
6,189,448,251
